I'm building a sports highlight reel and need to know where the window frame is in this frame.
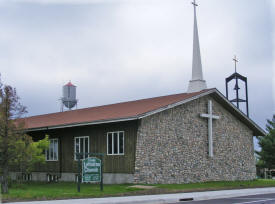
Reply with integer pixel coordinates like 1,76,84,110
74,136,90,161
107,131,124,156
46,138,59,161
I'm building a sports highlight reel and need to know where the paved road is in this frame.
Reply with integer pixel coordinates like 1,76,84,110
169,193,275,204
6,188,275,204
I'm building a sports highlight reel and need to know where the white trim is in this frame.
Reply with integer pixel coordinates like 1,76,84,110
107,131,124,156
27,117,137,132
74,136,90,161
46,138,59,161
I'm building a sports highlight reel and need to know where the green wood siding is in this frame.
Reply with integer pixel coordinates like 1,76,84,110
29,120,138,174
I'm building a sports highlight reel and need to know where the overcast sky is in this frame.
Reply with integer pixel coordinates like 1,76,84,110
0,0,274,133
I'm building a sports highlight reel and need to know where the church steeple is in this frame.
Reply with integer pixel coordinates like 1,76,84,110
187,0,207,93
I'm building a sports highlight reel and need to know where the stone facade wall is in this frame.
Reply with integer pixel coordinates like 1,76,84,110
134,96,256,184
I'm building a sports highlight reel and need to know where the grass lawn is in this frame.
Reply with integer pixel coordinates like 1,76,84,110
2,182,142,202
2,179,275,202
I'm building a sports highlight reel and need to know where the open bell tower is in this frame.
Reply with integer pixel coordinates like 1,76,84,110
225,56,249,117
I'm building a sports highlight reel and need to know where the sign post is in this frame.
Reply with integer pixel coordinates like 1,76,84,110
77,154,81,193
100,154,103,191
76,153,104,192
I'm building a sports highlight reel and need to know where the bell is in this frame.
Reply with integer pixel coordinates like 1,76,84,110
234,83,240,90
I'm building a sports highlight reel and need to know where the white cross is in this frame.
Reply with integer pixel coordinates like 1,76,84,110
191,0,198,7
200,100,220,157
233,55,238,73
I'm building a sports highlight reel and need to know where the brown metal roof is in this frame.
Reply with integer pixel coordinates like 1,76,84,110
21,89,210,130
20,88,265,136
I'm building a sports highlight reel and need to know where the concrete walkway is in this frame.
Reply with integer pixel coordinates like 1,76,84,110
6,187,275,204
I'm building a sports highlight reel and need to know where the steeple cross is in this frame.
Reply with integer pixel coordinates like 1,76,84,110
200,100,220,157
191,0,198,7
233,55,238,73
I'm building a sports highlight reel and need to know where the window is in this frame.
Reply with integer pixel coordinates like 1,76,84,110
46,139,58,161
74,136,89,160
107,131,124,155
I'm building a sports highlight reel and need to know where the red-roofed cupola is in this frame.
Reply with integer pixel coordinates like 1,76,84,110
65,81,75,87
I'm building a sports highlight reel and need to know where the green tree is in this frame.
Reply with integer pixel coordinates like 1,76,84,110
10,134,49,180
256,114,275,169
0,76,49,194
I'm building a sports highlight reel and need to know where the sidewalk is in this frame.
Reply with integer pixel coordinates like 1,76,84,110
7,187,275,204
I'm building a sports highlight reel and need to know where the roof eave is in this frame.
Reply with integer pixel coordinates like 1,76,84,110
26,116,138,132
210,89,266,136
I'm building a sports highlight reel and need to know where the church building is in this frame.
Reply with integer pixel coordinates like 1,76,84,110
13,1,265,184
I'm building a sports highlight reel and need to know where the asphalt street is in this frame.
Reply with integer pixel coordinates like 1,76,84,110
6,187,275,204
169,193,275,204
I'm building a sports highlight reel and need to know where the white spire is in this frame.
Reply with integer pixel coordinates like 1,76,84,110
187,0,207,93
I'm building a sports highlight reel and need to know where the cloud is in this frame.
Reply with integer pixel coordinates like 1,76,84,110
0,0,273,132
1,0,164,5
3,0,118,5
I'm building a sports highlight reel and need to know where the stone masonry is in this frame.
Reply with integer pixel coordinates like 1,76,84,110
134,95,256,184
